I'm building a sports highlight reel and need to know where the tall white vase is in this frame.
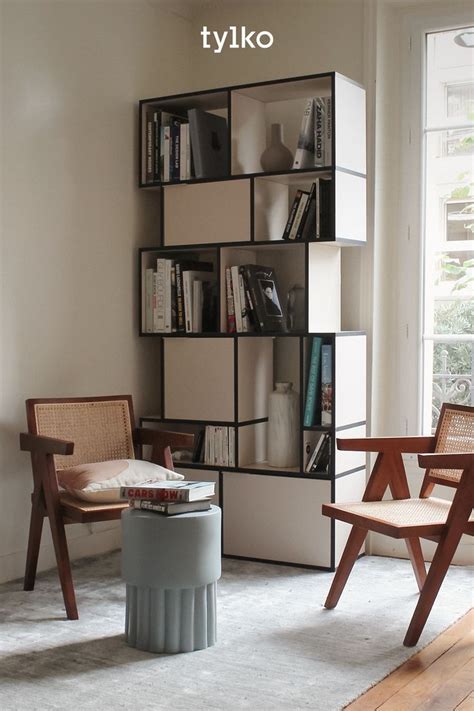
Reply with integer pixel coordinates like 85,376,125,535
267,382,299,468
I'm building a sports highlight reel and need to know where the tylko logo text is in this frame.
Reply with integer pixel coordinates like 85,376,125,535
201,26,274,53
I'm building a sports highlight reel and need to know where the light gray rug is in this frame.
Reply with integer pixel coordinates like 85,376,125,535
0,553,472,710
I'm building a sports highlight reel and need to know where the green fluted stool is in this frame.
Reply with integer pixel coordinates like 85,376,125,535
121,505,221,654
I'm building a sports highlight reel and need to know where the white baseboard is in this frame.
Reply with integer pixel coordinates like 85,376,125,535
0,522,121,585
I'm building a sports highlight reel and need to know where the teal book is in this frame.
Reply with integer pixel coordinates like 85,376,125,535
304,337,322,427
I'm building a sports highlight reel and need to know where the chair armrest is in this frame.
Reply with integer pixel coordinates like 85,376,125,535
133,428,194,450
20,432,74,456
337,436,436,454
418,452,473,469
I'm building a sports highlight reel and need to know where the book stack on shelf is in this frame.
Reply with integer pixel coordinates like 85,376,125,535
225,264,286,333
121,480,215,516
144,258,217,334
282,180,332,241
192,426,235,466
144,107,228,183
303,337,333,475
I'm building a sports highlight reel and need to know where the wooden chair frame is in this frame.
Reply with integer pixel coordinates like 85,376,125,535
322,403,473,646
20,395,194,620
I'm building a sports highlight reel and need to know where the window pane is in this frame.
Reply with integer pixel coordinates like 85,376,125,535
423,28,474,433
431,341,473,431
426,27,474,126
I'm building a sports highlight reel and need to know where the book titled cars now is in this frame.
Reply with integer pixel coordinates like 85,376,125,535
120,480,215,502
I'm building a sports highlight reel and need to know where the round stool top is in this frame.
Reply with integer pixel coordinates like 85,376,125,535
122,505,221,589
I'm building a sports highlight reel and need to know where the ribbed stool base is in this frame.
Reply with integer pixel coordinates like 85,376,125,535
125,582,217,653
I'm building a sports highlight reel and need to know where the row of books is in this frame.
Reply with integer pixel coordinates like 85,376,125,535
282,179,332,241
145,108,228,183
304,338,333,427
121,480,215,516
305,432,331,473
293,96,332,170
143,259,217,334
226,264,286,334
193,426,235,466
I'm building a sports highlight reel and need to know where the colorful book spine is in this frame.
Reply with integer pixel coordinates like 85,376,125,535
321,344,333,425
155,258,166,332
304,337,322,427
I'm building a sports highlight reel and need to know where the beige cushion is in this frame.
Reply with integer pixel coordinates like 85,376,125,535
57,459,184,503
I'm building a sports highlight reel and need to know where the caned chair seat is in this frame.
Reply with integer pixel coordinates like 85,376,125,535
324,497,474,539
59,493,128,524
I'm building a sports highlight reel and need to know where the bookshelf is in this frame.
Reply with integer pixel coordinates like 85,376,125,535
137,72,367,570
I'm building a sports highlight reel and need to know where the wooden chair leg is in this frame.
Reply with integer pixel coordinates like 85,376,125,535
24,501,45,591
403,527,464,647
47,512,78,620
325,526,367,609
405,537,427,592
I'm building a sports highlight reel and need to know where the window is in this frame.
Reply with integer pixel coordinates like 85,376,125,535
422,27,473,433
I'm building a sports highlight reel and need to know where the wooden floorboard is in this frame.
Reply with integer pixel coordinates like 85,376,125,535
345,610,474,711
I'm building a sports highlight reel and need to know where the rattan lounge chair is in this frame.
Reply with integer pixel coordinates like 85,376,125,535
322,403,474,646
20,395,193,620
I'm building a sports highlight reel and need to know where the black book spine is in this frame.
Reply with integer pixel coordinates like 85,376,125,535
175,263,185,332
282,191,302,240
295,182,316,240
153,111,160,182
171,120,180,181
145,108,155,182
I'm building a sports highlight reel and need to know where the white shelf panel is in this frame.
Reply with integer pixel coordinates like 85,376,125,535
164,338,234,422
335,170,366,243
335,335,366,428
334,424,366,476
223,473,332,567
334,74,366,175
164,180,251,246
308,244,341,331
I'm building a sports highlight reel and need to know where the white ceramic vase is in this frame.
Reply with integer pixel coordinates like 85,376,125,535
267,382,299,468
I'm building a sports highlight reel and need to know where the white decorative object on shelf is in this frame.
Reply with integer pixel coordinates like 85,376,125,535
260,123,293,172
267,382,299,467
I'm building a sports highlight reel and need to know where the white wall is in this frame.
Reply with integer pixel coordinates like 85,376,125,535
0,0,192,583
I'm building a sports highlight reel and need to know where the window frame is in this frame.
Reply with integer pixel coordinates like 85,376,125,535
397,6,473,436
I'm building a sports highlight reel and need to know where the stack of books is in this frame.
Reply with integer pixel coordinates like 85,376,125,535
292,96,332,170
225,264,287,334
192,426,235,466
303,337,333,427
120,480,215,516
144,108,228,183
282,179,332,241
143,258,217,334
305,432,331,473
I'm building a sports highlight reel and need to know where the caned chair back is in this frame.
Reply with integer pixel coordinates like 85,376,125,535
427,404,474,488
26,396,135,470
